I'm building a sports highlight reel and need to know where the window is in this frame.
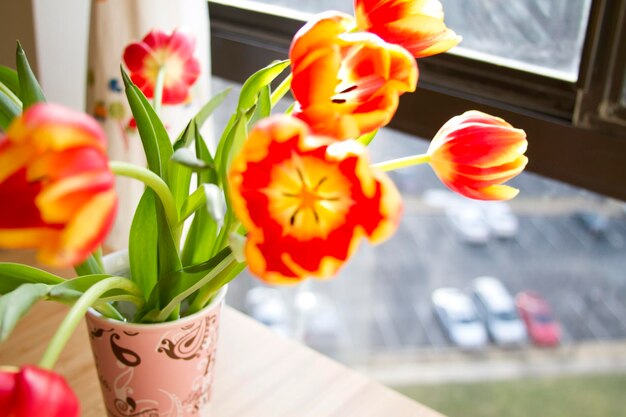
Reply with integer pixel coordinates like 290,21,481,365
207,2,626,413
209,0,626,201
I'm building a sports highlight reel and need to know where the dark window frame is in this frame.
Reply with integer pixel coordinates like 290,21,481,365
208,0,626,200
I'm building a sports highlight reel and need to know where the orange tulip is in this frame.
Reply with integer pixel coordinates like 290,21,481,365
355,0,461,58
229,115,402,284
0,104,117,267
428,111,528,200
290,11,417,140
123,29,200,105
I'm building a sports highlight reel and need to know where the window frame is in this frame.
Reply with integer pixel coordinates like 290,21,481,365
208,0,626,200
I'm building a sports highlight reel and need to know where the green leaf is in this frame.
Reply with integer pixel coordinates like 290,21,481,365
170,122,196,212
173,88,232,150
16,42,46,108
0,263,64,295
180,183,226,225
121,67,172,183
143,247,232,321
0,87,21,130
196,87,232,128
155,199,182,309
237,60,289,112
216,114,248,188
74,254,104,276
0,283,50,342
195,126,218,186
248,85,271,128
180,128,220,267
171,148,215,171
129,189,159,300
0,66,21,96
181,208,218,266
48,274,115,302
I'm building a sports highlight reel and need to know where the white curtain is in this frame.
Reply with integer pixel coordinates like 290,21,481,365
86,0,212,249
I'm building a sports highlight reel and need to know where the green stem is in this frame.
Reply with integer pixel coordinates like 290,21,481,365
153,66,166,116
372,153,431,172
109,161,179,230
155,253,236,322
270,73,293,107
38,277,144,370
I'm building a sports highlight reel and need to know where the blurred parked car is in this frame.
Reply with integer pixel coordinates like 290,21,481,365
470,277,527,346
432,288,488,349
574,211,608,236
483,202,518,238
445,204,489,244
516,291,561,347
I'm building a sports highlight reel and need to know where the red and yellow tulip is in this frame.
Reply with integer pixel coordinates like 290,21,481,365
290,12,417,140
229,115,402,283
123,29,200,105
0,366,80,417
355,0,461,58
428,111,528,200
0,103,117,267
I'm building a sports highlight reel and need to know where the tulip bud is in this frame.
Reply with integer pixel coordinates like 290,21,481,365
428,111,528,200
0,366,80,417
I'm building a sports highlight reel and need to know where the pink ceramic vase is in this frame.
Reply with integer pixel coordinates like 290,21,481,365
86,252,226,417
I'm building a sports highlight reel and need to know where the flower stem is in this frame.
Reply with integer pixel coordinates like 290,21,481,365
38,277,144,370
153,66,166,116
270,72,293,108
372,153,431,172
109,161,179,229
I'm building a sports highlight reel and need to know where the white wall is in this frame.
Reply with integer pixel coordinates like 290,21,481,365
32,0,90,110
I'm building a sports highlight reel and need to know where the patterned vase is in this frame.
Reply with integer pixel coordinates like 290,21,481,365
86,252,226,417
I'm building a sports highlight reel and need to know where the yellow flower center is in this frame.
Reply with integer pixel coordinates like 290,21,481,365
144,47,185,87
264,154,354,240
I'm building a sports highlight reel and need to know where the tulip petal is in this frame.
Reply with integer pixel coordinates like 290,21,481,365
13,366,80,417
230,115,402,283
0,104,116,267
43,189,117,267
427,111,528,201
355,0,460,58
290,11,417,139
123,29,200,104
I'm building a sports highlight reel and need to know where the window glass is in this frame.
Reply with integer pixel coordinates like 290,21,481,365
223,0,592,81
214,76,626,416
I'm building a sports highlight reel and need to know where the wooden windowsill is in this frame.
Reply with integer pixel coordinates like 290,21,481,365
0,250,443,416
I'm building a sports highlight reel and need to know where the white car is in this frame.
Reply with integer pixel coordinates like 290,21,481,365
482,202,518,238
470,277,527,346
445,204,490,244
432,288,488,349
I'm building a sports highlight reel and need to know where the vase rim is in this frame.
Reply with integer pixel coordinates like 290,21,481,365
86,284,228,329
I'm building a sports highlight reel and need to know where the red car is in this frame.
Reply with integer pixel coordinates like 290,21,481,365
515,291,561,347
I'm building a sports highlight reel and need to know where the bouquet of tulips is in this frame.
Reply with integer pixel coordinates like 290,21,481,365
0,1,528,415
